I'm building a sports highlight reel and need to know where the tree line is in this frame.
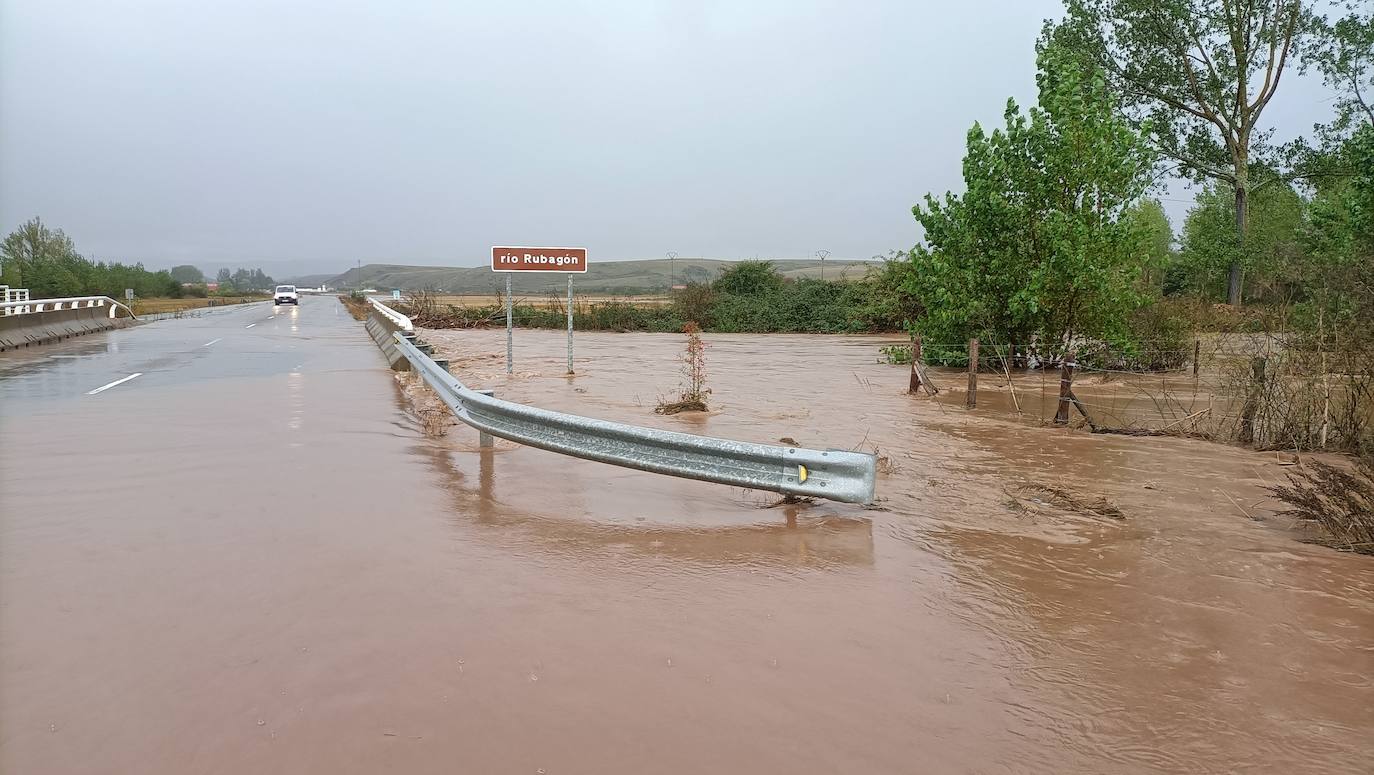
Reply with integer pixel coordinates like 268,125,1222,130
0,217,275,298
900,0,1372,367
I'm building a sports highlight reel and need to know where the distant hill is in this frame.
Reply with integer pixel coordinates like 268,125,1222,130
280,273,337,288
328,258,879,295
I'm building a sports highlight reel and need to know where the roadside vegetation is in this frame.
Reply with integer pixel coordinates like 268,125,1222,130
403,256,918,335
894,0,1374,548
898,2,1373,454
0,216,279,301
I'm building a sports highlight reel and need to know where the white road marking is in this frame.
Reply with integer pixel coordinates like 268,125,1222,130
245,323,256,328
201,338,222,347
87,373,143,395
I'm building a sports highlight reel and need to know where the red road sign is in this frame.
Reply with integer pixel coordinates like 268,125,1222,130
491,246,588,273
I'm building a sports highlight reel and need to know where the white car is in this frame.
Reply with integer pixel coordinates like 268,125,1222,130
270,284,298,306
273,285,299,305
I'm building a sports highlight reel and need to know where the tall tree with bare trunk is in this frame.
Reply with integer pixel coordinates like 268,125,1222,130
1050,0,1308,306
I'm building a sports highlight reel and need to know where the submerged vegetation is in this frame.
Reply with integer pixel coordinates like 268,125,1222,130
1269,459,1374,555
656,322,711,415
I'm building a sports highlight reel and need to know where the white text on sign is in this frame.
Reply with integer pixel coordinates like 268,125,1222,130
490,246,588,273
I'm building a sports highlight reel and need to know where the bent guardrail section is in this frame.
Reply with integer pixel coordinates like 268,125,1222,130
0,295,138,352
365,298,875,504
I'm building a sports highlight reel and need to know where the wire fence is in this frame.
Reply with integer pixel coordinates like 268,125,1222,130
899,333,1374,455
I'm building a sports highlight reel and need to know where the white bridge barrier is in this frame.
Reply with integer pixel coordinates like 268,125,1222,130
0,292,137,352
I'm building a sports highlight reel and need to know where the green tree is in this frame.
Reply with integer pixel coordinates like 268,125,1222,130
1309,3,1374,134
1300,124,1374,324
1,218,85,297
1051,0,1307,306
1,218,187,299
712,261,784,296
169,264,204,284
908,43,1156,352
1126,198,1174,293
1171,179,1305,301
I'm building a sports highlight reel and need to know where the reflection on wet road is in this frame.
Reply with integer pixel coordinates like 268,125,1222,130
1,306,1371,774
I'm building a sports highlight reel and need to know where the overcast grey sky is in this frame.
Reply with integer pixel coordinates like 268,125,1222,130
0,0,1339,275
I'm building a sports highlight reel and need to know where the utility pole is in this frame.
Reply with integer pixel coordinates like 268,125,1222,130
667,251,678,288
816,249,830,281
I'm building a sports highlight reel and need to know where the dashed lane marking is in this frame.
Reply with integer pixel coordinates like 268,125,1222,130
87,373,143,395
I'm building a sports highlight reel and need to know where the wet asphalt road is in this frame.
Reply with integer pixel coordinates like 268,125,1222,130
1,298,344,405
0,297,467,774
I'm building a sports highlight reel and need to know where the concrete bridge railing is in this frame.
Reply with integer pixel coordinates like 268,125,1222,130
0,294,138,352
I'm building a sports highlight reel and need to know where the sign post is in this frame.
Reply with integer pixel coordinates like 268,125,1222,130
505,274,513,374
490,247,588,376
566,275,574,374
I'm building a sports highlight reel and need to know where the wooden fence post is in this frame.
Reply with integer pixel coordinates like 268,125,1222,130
1054,351,1077,425
966,338,979,409
1193,339,1201,377
1238,356,1267,444
907,334,922,394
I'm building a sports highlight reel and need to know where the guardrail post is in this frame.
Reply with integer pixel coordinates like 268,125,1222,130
476,389,495,448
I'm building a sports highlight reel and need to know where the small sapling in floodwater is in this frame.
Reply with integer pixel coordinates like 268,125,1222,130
656,322,710,415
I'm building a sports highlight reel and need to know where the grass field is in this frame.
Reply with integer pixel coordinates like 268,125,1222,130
131,296,267,314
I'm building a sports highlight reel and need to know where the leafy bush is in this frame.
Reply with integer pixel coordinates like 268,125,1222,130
879,344,913,364
712,260,784,296
672,283,714,327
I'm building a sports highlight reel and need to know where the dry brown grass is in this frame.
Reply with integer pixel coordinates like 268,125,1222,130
1011,483,1126,520
338,294,369,320
132,296,264,314
1268,459,1374,554
654,398,708,415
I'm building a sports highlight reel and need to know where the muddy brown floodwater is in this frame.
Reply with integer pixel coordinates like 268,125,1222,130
3,316,1372,774
407,328,1374,774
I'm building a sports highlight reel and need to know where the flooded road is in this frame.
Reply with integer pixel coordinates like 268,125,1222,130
2,308,1371,774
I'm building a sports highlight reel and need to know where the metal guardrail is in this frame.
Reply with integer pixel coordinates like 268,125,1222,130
1,295,136,319
367,297,413,331
376,300,876,505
